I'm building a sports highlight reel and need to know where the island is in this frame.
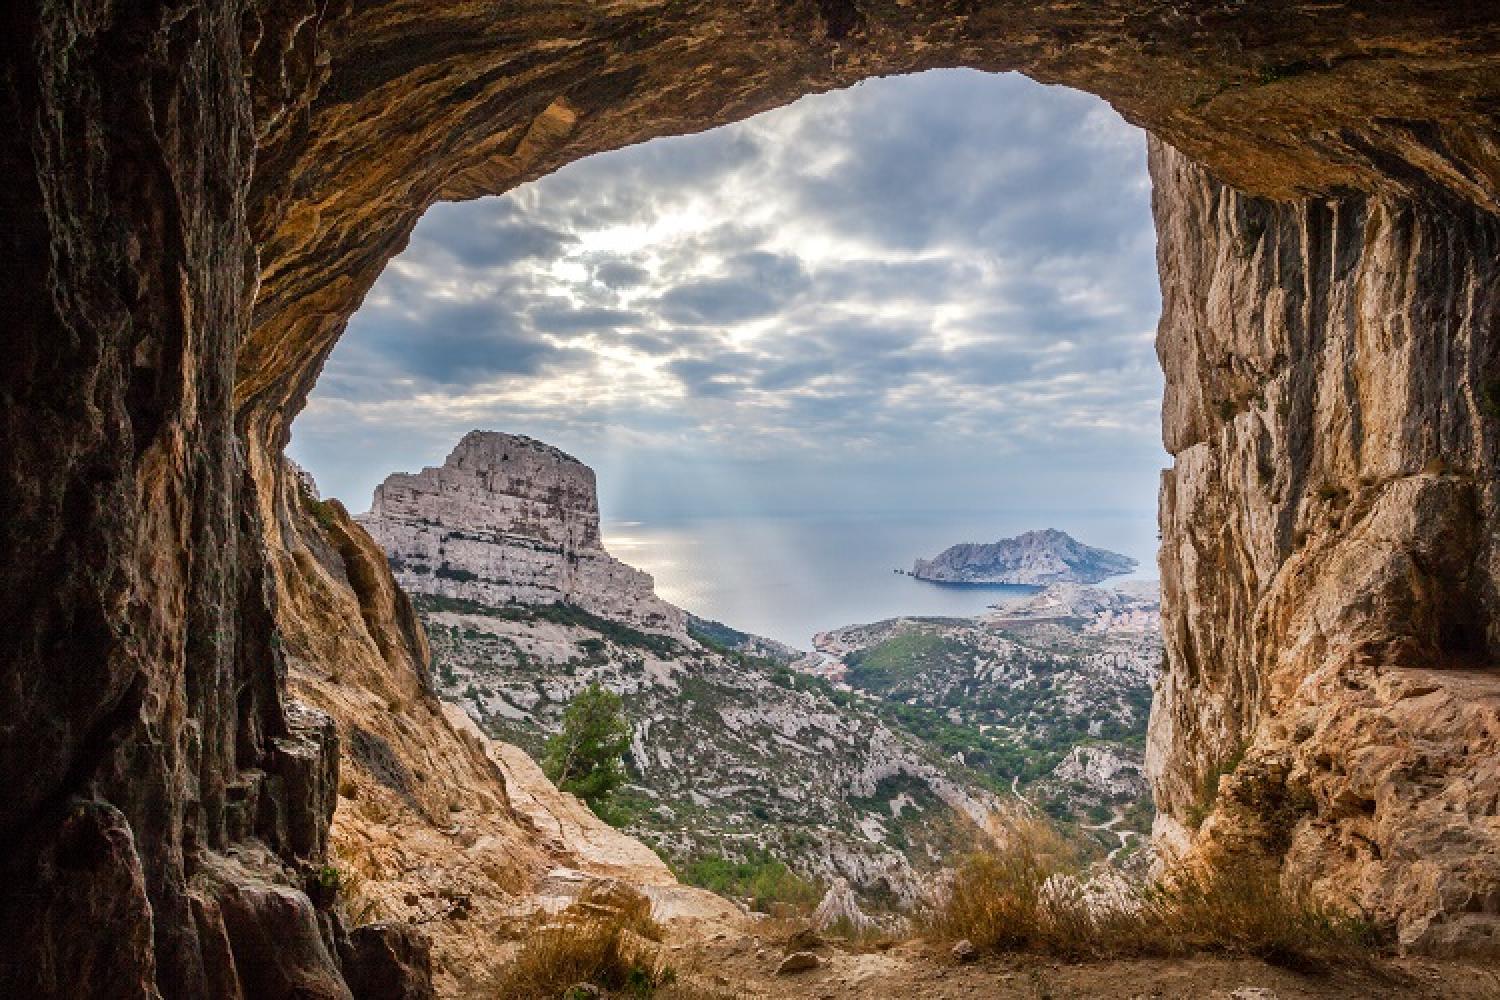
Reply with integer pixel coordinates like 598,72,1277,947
911,528,1137,585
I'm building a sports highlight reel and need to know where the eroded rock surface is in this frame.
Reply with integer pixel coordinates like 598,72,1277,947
812,878,879,936
339,923,434,1000
1148,141,1500,954
358,430,685,637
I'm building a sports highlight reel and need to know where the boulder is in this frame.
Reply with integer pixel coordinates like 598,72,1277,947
340,923,434,1000
775,951,821,975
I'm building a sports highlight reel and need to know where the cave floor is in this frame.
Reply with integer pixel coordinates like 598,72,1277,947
659,932,1500,999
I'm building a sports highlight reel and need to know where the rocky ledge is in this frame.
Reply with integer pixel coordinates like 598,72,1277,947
912,529,1137,585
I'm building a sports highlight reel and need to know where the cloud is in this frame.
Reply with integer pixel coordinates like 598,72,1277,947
406,199,577,267
527,304,644,334
590,259,652,289
349,299,572,385
657,252,810,326
291,68,1164,519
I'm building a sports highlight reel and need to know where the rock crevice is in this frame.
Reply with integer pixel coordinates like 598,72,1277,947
1149,140,1500,952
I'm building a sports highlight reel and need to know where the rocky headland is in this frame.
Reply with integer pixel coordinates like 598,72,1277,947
357,431,686,638
912,529,1138,585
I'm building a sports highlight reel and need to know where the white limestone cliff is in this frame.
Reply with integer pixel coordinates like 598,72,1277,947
357,431,686,637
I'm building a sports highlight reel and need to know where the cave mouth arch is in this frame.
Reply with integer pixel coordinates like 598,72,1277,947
243,14,1500,965
6,4,1500,995
282,69,1169,903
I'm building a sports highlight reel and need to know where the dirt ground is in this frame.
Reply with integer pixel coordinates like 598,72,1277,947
662,928,1500,999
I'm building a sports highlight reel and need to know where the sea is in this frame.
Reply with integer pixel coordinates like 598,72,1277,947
601,510,1160,650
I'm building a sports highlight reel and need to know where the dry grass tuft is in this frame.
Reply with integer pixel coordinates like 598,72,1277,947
485,913,674,999
485,883,677,998
569,880,663,941
816,917,907,952
928,817,1074,951
928,817,1379,969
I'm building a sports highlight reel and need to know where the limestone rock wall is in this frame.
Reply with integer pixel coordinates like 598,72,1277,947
0,3,364,996
273,465,665,995
358,431,686,637
1148,139,1500,954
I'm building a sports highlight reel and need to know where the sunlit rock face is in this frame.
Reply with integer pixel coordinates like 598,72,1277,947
1149,141,1500,955
5,0,1500,994
358,431,686,637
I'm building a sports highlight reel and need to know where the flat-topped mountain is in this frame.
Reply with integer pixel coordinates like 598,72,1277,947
912,528,1137,586
357,430,686,637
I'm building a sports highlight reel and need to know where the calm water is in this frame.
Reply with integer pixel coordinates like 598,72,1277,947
602,511,1159,649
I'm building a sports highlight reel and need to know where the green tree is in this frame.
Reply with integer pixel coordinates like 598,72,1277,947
543,683,632,820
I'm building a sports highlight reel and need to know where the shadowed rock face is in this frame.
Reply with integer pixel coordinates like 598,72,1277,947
1148,142,1500,953
2,1,1499,994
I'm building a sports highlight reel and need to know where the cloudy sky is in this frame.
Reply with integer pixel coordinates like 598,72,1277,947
290,69,1164,524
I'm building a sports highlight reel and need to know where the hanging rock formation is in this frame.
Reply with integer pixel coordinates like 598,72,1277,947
3,1,1500,996
358,431,686,637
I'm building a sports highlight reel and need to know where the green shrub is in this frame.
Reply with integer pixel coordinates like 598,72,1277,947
678,853,821,912
1480,378,1500,419
304,494,341,533
543,683,632,820
1185,747,1245,830
314,864,341,894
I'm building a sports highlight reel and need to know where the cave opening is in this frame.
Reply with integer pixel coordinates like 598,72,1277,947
7,5,1500,995
289,68,1165,641
285,67,1170,919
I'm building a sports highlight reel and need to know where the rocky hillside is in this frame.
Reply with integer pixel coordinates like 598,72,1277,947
358,431,685,637
360,432,1011,906
422,594,1009,907
912,528,1137,585
358,431,1169,896
813,584,1162,860
274,462,743,995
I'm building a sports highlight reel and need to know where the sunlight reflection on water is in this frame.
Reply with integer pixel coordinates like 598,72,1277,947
602,511,1158,649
